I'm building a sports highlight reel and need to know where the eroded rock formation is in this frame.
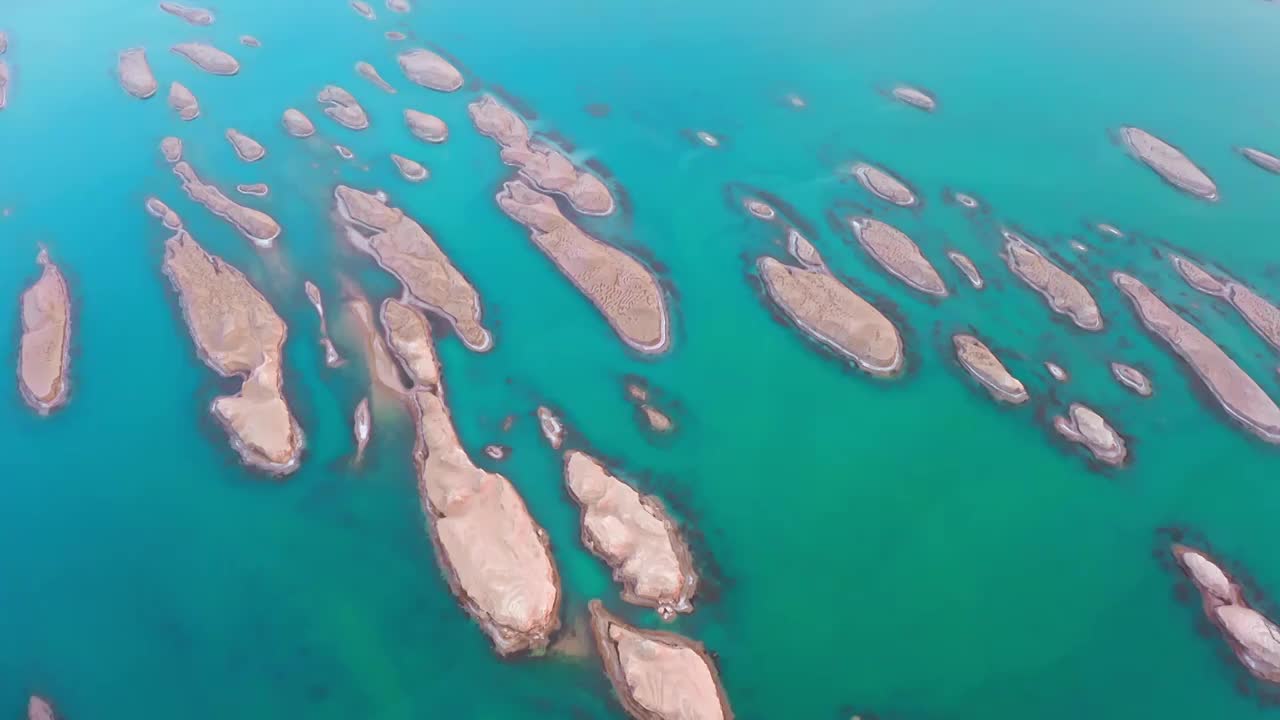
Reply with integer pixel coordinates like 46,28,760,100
18,248,71,414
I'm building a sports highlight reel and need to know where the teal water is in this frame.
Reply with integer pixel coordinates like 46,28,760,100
2,0,1280,717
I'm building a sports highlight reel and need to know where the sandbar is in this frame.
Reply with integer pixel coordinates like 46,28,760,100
953,192,979,209
853,163,916,206
695,131,720,148
1003,230,1102,330
947,251,983,289
173,161,281,247
496,180,669,353
282,108,316,138
1111,362,1153,397
1045,362,1068,382
405,109,448,142
0,61,8,110
159,2,214,25
172,43,240,76
236,183,269,197
953,334,1027,404
168,82,199,120
757,255,903,377
398,48,463,92
892,85,936,112
161,136,183,163
1170,255,1225,296
380,298,441,389
226,128,266,162
353,397,371,464
351,0,375,19
145,196,183,230
744,198,775,220
1240,147,1280,174
162,230,303,474
1053,403,1126,466
303,280,344,368
28,696,56,720
118,48,158,98
356,61,397,93
18,248,71,415
1120,126,1217,201
1114,271,1280,443
317,85,369,130
538,406,565,449
240,35,261,48
850,217,948,297
391,153,429,182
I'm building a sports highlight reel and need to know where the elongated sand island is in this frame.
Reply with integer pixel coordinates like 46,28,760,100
892,85,936,112
470,95,615,216
947,251,984,289
397,48,463,91
565,451,696,618
1003,231,1102,331
0,61,8,110
1178,257,1280,354
1240,147,1280,174
380,298,442,391
145,197,183,230
173,161,281,247
757,255,903,377
240,35,261,48
172,43,240,75
1111,362,1153,397
282,108,316,138
226,129,266,162
1053,403,1126,466
405,109,448,142
344,288,408,396
496,180,669,353
589,600,734,720
317,85,369,130
19,248,71,415
334,186,492,351
27,696,56,720
852,163,917,206
1171,255,1226,296
237,183,269,197
163,230,303,474
1172,544,1280,685
787,229,822,269
160,2,214,25
1119,126,1217,201
353,397,371,465
1114,272,1280,443
391,154,428,182
168,82,199,120
953,334,1027,404
118,48,158,98
388,0,411,11
355,60,396,93
351,0,375,19
849,217,948,297
303,281,344,368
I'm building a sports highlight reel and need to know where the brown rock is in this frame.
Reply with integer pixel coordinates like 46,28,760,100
404,108,448,142
852,163,916,206
1052,403,1126,466
538,406,565,449
953,334,1027,404
353,396,371,464
1241,147,1280,174
947,251,984,289
355,60,396,93
161,136,183,163
496,180,669,353
380,298,441,388
118,48,158,98
850,217,948,297
335,186,492,351
1114,272,1280,443
18,248,71,415
236,183,269,197
892,85,936,112
1171,255,1225,296
159,2,214,25
391,153,429,182
168,81,199,120
145,196,183,230
757,256,903,377
171,42,240,75
317,85,369,130
1003,231,1102,331
303,280,345,368
398,48,463,91
282,108,317,138
163,230,303,474
173,161,282,247
1120,126,1217,201
226,128,266,162
1111,362,1153,397
351,0,376,19
27,696,57,720
589,600,734,720
240,35,261,48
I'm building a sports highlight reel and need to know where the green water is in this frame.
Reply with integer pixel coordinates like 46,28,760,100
3,0,1280,717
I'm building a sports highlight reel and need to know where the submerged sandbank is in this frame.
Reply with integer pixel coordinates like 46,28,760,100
18,248,71,415
892,85,936,112
353,397,371,465
1240,147,1280,174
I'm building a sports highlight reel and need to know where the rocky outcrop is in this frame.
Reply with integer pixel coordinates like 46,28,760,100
1111,362,1153,397
168,81,199,120
953,334,1027,404
1120,126,1217,201
303,280,344,368
589,601,734,720
161,136,183,163
1003,231,1102,331
353,397,371,465
145,197,183,230
852,163,916,206
1052,403,1126,466
1114,272,1280,443
317,85,369,130
27,696,56,720
171,43,240,75
237,183,269,197
226,129,266,162
18,248,71,415
404,109,448,142
118,48,158,98
1171,255,1225,296
391,154,428,182
496,180,669,353
849,217,948,297
162,230,303,474
334,186,492,351
565,451,696,618
744,199,775,220
892,85,936,112
356,60,396,93
947,251,983,289
173,161,281,247
380,298,441,389
538,406,565,449
398,48,463,91
470,95,614,215
1045,362,1068,382
1240,147,1280,174
282,108,316,138
757,256,903,377
351,0,375,19
159,2,214,25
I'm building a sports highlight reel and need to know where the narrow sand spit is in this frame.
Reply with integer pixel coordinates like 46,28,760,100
398,48,463,91
1002,230,1102,331
172,43,240,75
353,397,371,464
18,247,72,415
159,2,214,25
849,217,948,297
1120,126,1218,201
405,109,448,142
343,288,406,395
391,154,429,181
947,251,984,289
953,334,1027,404
356,61,397,93
892,85,936,112
303,280,344,368
1240,147,1280,174
118,48,158,98
226,128,266,162
852,163,916,206
168,82,199,120
317,85,369,130
1053,403,1126,466
172,160,281,247
282,108,316,137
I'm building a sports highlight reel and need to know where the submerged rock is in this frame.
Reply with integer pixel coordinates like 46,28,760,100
226,128,266,162
391,153,428,182
145,196,183,230
1120,126,1217,201
947,251,984,289
173,161,281,247
469,95,614,215
351,0,376,19
282,108,316,138
27,696,57,720
172,42,240,76
335,186,492,351
118,48,158,98
168,81,200,120
303,280,345,368
404,109,448,142
1114,272,1280,443
892,85,936,112
386,31,407,41
240,35,261,48
538,406,565,449
785,92,806,108
589,600,733,720
1053,403,1126,466
18,248,71,415
1003,231,1102,331
161,136,183,163
355,60,396,93
1171,255,1226,296
853,163,917,206
380,298,441,389
953,334,1027,404
496,180,669,353
159,2,214,25
236,183,269,197
565,451,697,618
695,130,720,148
757,255,903,377
1111,362,1153,397
317,85,369,130
398,48,463,91
1240,147,1280,174
163,230,303,474
744,198,775,220
353,397,371,464
1045,361,1068,382
850,217,948,297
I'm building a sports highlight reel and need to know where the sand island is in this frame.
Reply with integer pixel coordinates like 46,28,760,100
496,179,669,353
388,0,412,11
168,82,199,120
787,229,823,269
1045,362,1068,382
744,198,775,220
1111,362,1153,397
405,109,449,142
1171,255,1226,296
353,397,371,465
236,183,269,197
27,696,56,720
173,161,282,247
240,35,261,48
1240,147,1280,174
695,131,720,148
1053,403,1126,466
947,251,984,289
335,145,354,160
162,230,303,474
0,61,8,110
391,154,429,182
892,85,936,112
118,48,158,99
953,334,1028,404
1119,126,1217,201
18,248,71,415
303,280,345,368
351,0,375,19
161,136,183,163
356,61,397,93
282,108,317,138
953,192,979,209
172,43,240,75
1003,231,1102,331
1176,257,1280,354
317,85,369,130
159,2,213,25
398,48,463,91
145,197,183,230
226,129,266,162
849,217,948,297
626,383,674,433
380,298,442,390
852,163,917,207
538,406,565,449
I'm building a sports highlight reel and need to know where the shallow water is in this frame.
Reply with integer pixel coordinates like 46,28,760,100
2,0,1280,717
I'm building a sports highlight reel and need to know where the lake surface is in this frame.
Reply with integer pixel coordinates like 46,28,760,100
2,0,1280,717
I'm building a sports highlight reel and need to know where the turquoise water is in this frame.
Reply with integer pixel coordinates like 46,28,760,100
2,0,1280,716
